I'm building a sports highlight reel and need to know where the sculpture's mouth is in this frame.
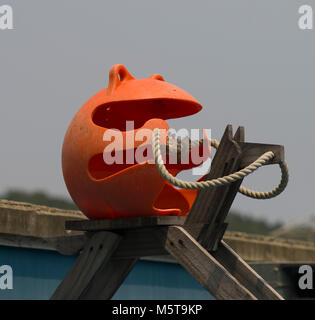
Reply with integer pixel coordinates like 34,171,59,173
91,98,202,131
88,98,204,182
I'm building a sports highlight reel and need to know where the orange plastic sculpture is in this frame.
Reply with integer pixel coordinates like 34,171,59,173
62,64,208,219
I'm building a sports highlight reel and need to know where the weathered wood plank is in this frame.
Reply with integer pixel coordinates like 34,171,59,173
66,216,187,232
112,224,207,259
234,126,244,143
185,125,240,226
0,232,86,255
51,234,88,255
185,125,243,250
212,241,284,300
199,127,245,250
3,231,315,263
113,227,167,258
51,231,121,300
80,258,138,300
156,226,257,300
238,142,284,167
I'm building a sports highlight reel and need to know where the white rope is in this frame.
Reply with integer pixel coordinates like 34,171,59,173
152,128,289,199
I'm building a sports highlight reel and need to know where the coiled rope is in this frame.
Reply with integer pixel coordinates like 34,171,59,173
152,128,289,199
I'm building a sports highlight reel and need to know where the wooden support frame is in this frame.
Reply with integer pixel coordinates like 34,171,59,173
51,125,285,300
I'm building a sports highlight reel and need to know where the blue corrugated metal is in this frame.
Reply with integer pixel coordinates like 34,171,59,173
0,246,211,300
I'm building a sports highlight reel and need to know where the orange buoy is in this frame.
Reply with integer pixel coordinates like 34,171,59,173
62,64,208,219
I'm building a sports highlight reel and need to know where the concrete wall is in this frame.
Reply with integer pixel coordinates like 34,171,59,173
1,199,315,263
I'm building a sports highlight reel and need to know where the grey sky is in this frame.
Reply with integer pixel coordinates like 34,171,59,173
0,1,314,224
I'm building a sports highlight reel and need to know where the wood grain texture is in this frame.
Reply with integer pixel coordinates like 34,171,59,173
79,258,138,300
200,127,245,250
113,227,167,258
66,216,187,232
185,125,237,226
51,231,121,300
212,241,284,300
238,142,284,167
185,125,244,250
112,224,207,259
156,226,257,300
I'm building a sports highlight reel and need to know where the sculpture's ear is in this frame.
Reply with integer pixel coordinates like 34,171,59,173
107,64,134,94
149,74,165,81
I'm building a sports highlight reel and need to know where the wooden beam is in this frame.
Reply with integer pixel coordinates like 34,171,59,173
212,241,284,300
185,125,244,250
79,258,138,300
113,227,167,258
199,127,245,250
238,142,284,167
111,224,206,259
51,231,121,300
66,216,187,232
156,226,257,300
185,125,239,226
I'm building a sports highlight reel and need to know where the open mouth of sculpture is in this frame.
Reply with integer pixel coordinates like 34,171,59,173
88,98,203,181
92,98,202,131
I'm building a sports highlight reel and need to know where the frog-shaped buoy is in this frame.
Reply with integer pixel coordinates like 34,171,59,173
62,64,209,219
